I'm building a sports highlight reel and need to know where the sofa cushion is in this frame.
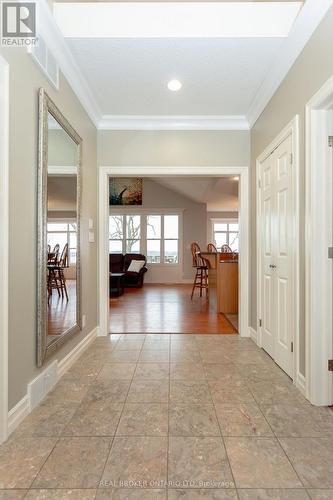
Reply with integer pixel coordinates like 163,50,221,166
127,260,145,273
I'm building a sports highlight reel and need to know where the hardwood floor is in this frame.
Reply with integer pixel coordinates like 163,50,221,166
48,279,76,339
110,284,238,334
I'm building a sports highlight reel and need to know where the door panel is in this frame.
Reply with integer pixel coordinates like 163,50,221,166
261,154,275,357
275,135,293,377
260,133,294,377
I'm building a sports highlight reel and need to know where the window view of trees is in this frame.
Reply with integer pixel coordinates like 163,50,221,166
109,213,179,264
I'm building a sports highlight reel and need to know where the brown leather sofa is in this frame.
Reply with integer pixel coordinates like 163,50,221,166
109,253,148,288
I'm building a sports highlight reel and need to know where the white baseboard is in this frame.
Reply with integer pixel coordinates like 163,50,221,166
7,395,30,436
296,371,306,396
249,326,258,344
57,326,98,378
7,326,98,437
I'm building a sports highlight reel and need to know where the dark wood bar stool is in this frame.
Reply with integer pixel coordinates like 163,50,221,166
191,242,209,300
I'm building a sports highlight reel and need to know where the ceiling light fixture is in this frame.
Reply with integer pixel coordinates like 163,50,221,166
167,80,182,92
232,176,239,181
54,2,303,39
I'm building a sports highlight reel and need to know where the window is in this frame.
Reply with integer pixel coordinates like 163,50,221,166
47,221,77,265
109,213,180,264
212,220,239,252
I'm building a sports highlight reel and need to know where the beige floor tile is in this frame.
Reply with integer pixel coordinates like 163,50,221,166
120,334,146,340
208,380,255,404
139,350,170,363
117,403,168,436
0,437,56,489
203,364,244,381
11,399,77,438
46,374,90,404
0,491,27,499
170,363,205,380
170,349,201,363
33,437,111,489
237,490,310,499
142,341,170,350
169,405,220,436
115,340,145,351
215,403,273,437
127,380,169,403
307,490,333,499
199,351,229,364
68,360,103,380
109,350,141,363
95,488,166,499
261,403,333,437
98,363,137,380
168,436,234,489
279,438,333,488
248,380,305,405
224,350,270,365
100,437,167,488
25,490,96,499
134,363,169,380
86,379,131,403
224,437,302,488
170,380,212,405
168,490,238,499
62,400,123,436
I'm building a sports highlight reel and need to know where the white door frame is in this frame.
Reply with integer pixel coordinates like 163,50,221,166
0,54,9,444
98,165,249,337
256,116,300,388
305,75,333,406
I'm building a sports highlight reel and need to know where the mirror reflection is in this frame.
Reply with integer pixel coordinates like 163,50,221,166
46,112,78,346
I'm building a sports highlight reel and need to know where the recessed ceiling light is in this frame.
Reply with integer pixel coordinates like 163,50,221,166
232,176,239,181
54,2,303,38
167,80,182,92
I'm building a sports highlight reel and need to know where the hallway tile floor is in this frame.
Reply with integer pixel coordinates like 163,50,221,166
1,334,333,499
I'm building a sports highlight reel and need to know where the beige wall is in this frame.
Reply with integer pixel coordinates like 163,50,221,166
250,6,333,376
1,48,98,410
98,130,250,167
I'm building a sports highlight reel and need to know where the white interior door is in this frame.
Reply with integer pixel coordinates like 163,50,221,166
260,153,275,357
274,135,293,376
260,134,294,377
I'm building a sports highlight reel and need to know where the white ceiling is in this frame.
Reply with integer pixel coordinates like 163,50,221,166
151,176,239,211
47,0,332,128
66,37,284,116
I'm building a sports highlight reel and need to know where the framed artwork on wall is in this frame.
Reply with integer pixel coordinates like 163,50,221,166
109,177,143,205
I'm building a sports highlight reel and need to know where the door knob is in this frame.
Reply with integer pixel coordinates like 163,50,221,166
269,264,277,269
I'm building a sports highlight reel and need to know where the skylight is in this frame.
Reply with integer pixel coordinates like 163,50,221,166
54,2,303,38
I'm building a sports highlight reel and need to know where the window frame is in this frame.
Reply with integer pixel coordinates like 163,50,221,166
47,219,77,266
211,218,239,252
109,208,182,267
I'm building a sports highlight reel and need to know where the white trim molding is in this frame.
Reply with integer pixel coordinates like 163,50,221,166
7,327,98,438
99,165,249,338
247,0,333,127
37,0,101,126
249,327,258,344
98,115,249,131
256,116,300,387
7,396,30,437
305,75,333,406
0,55,9,445
57,326,98,378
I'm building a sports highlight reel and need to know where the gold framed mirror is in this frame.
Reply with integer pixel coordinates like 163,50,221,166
37,89,82,367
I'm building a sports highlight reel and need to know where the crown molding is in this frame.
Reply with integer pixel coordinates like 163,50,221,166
246,0,333,128
98,115,249,131
38,0,101,127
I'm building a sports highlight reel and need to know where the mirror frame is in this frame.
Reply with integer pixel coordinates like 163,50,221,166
37,88,82,367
